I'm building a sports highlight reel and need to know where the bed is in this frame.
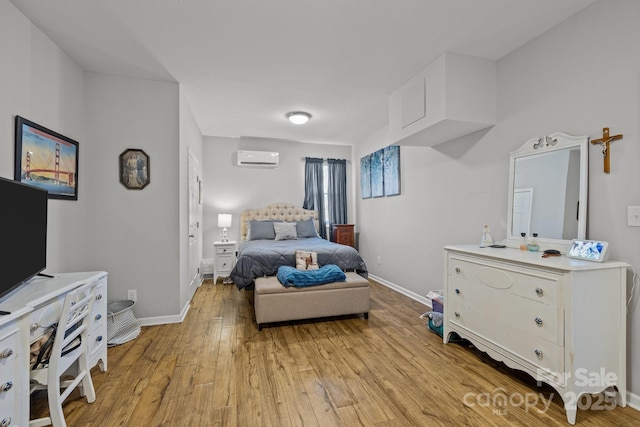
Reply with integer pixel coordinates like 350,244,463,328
229,202,369,329
230,202,368,290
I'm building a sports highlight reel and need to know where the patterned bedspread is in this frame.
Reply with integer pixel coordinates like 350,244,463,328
230,237,368,289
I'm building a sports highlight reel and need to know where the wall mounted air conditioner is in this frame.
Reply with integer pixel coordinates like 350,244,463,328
237,150,279,167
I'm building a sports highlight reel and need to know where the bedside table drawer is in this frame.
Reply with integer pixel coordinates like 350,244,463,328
216,245,235,255
216,255,234,271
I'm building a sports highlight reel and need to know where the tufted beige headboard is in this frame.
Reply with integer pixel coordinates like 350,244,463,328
240,202,319,241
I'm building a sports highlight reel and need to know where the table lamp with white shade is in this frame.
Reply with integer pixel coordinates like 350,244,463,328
218,213,232,242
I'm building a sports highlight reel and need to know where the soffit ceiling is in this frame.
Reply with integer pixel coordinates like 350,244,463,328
10,0,597,145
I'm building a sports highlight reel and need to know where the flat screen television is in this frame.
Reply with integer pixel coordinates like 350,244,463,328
0,176,48,300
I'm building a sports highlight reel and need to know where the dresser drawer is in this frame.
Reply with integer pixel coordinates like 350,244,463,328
216,255,234,272
0,325,19,426
448,255,560,306
28,297,64,342
89,281,106,356
0,326,18,366
448,279,561,344
88,324,106,360
448,301,564,378
215,245,235,255
91,282,107,328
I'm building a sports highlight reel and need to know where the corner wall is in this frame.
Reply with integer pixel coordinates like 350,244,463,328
83,73,181,319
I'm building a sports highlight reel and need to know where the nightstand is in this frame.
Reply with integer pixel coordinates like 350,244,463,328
332,224,355,247
213,241,237,283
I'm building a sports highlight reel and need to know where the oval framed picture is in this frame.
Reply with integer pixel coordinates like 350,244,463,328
119,149,150,190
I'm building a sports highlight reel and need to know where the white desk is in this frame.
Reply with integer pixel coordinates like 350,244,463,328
0,272,108,427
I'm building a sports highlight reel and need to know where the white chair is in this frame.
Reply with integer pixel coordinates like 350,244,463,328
30,281,98,427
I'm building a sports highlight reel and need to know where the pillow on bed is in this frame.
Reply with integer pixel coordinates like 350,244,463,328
247,220,275,240
296,218,318,238
295,250,319,270
274,222,297,240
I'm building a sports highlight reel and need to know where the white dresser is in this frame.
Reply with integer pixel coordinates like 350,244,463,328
0,272,107,427
444,245,627,425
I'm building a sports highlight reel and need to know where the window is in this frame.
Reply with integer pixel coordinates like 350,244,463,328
322,163,330,233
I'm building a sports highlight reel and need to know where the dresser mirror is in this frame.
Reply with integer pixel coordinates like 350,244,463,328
506,132,588,250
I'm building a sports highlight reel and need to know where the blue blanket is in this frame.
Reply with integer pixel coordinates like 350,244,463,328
277,264,346,288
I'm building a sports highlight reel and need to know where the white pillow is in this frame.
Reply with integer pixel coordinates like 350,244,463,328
273,222,297,240
295,250,319,270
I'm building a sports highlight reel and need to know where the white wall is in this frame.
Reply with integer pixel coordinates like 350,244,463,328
83,73,181,319
202,137,352,259
355,0,640,401
0,1,87,274
499,0,640,399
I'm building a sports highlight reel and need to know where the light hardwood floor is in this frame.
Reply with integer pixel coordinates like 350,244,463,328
32,279,640,426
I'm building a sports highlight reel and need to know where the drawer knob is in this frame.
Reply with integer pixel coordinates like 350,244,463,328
535,287,544,296
454,311,460,318
96,294,103,301
0,417,12,427
0,348,13,359
455,288,460,294
534,317,543,326
95,314,102,320
96,336,103,342
1,381,13,392
534,349,543,358
455,267,461,273
30,323,39,332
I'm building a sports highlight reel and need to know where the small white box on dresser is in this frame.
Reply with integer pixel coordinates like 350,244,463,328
213,241,237,283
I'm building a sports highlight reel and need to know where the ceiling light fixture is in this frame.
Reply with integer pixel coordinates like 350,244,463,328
285,111,312,125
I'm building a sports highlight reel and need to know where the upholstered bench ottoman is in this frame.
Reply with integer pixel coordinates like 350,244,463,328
254,272,370,330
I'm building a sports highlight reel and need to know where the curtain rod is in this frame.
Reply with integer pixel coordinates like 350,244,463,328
300,157,351,164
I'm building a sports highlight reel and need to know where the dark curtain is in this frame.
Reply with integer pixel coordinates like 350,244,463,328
303,157,327,239
327,159,347,234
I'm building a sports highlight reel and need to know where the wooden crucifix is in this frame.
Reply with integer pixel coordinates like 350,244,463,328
591,127,623,174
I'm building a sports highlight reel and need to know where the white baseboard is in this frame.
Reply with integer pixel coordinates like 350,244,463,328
368,273,432,309
137,275,202,327
138,301,190,327
627,391,640,412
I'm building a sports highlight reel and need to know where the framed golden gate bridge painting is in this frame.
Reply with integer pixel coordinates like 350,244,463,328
14,116,79,200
